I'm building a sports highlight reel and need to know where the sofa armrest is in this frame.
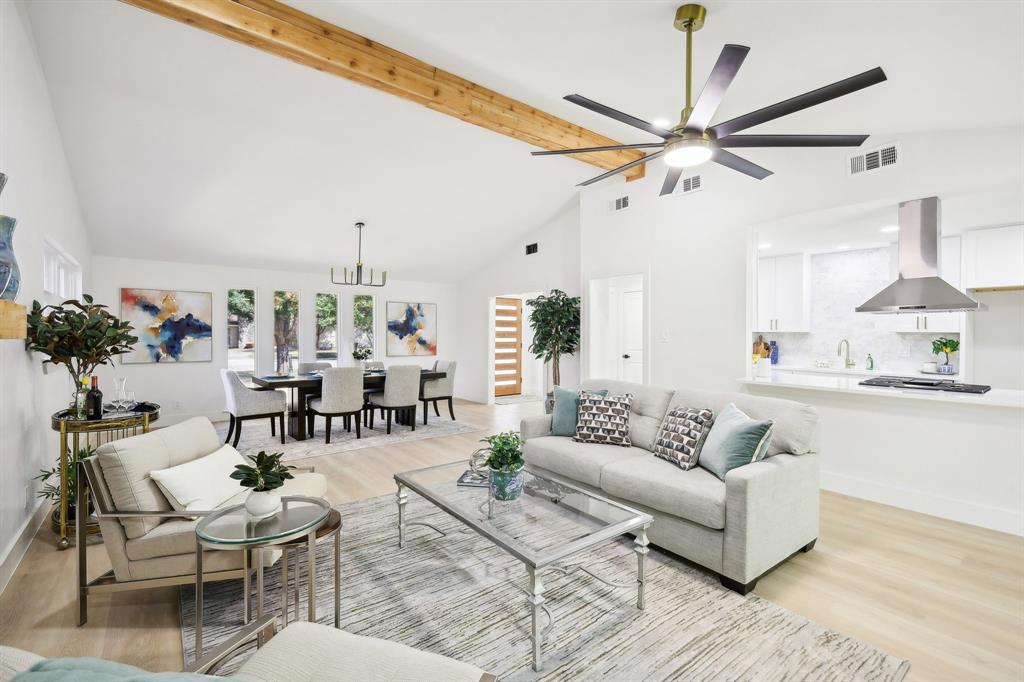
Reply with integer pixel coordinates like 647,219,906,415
520,415,552,441
722,452,820,584
0,645,44,682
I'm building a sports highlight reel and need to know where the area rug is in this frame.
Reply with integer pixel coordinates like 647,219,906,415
213,412,481,462
180,495,910,681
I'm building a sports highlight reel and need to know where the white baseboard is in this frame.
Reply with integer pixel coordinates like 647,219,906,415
821,470,1024,536
0,501,49,596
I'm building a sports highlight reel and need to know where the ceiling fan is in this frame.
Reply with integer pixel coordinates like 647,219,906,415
534,4,887,195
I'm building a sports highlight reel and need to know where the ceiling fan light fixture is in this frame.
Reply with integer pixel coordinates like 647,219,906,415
664,137,713,168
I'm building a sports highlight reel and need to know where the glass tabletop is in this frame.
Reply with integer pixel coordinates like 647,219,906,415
196,496,330,547
395,462,651,567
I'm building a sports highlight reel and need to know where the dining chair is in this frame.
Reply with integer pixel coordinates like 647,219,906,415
221,369,287,446
364,361,385,371
306,367,364,443
298,361,333,374
420,360,457,424
366,365,420,435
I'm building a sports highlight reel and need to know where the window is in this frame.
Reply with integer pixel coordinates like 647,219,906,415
353,294,374,359
42,240,82,300
273,290,300,375
315,292,339,366
227,289,256,379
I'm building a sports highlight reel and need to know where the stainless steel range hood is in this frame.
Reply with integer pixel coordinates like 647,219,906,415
856,196,985,314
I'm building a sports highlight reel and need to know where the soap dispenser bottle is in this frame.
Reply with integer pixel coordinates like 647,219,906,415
866,353,874,370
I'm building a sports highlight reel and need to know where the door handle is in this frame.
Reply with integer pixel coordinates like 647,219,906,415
622,354,631,359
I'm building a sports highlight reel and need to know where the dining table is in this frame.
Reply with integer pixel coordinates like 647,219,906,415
251,368,446,441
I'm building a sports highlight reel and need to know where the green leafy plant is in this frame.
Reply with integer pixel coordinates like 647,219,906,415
526,289,580,387
352,345,373,361
230,451,295,492
35,446,95,507
474,431,524,472
931,337,960,365
27,295,138,382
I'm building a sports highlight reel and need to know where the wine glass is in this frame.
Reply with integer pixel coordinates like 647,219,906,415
125,391,136,411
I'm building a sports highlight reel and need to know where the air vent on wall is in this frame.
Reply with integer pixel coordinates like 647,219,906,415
525,243,538,255
674,174,703,196
848,143,899,176
609,194,630,213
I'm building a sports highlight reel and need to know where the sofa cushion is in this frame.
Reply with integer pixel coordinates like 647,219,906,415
96,417,222,539
150,444,248,515
699,403,774,480
601,455,727,530
670,388,817,456
524,436,648,488
652,406,714,470
125,472,328,561
581,379,674,451
551,386,606,437
574,392,632,447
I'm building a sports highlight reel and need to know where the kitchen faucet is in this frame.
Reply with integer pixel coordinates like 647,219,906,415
837,339,855,369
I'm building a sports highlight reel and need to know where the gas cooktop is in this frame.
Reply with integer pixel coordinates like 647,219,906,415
859,376,991,394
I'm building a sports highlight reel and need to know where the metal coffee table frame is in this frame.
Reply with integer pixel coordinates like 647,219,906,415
394,464,652,672
193,495,333,663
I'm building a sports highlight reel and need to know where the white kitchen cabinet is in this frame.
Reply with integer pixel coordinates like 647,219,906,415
756,253,808,332
885,236,963,333
963,225,1024,290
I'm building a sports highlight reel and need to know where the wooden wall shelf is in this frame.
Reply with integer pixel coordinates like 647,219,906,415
0,300,27,339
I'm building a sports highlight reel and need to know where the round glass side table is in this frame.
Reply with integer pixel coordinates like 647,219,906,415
194,496,330,662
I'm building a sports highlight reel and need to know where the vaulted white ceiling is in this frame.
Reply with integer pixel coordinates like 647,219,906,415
26,1,1023,281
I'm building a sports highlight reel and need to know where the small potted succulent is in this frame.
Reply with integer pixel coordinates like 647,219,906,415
230,450,295,519
475,431,525,501
932,337,960,374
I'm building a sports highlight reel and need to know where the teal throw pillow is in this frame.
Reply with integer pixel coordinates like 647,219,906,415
699,403,774,480
550,386,605,437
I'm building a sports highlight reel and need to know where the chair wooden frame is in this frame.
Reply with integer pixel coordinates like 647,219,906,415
225,410,286,447
306,406,362,443
364,404,417,434
421,396,456,425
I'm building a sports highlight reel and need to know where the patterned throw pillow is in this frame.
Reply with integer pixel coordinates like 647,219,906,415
574,392,633,447
652,407,715,470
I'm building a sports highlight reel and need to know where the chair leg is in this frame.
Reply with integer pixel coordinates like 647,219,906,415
280,413,286,444
386,409,392,435
345,415,351,432
270,415,276,437
225,415,235,444
433,400,441,417
325,416,332,445
410,407,415,432
233,419,243,447
423,401,428,425
354,412,361,439
447,397,455,421
308,411,315,438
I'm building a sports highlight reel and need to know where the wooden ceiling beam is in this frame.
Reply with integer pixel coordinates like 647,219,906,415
119,0,646,180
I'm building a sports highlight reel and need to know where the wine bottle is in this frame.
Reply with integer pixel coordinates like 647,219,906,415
86,375,103,420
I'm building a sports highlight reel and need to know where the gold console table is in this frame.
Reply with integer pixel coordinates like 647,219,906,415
50,404,160,550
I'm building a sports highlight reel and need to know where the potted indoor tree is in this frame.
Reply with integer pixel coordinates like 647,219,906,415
475,431,525,501
26,295,137,419
932,337,960,374
230,450,295,519
526,289,580,412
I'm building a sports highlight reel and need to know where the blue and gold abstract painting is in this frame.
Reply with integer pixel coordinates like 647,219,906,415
120,288,213,363
386,301,437,356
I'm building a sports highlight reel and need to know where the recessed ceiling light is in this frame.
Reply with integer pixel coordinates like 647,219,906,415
880,225,900,233
652,118,672,129
758,243,772,250
836,244,850,250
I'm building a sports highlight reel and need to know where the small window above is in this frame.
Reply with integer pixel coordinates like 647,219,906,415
42,240,82,300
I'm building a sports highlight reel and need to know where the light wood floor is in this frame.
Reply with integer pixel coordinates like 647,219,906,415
1,399,1021,681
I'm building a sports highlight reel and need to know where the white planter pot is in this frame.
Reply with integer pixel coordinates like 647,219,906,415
245,490,281,519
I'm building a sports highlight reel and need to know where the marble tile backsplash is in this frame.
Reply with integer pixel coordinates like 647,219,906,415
754,247,958,373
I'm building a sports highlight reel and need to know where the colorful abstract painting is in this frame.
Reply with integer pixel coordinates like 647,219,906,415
386,301,437,356
120,288,213,363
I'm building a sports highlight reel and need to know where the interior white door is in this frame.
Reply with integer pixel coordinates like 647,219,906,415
756,256,776,331
619,289,644,382
773,253,806,332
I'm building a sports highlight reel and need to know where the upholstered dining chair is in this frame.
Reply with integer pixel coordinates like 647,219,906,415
363,361,385,371
420,360,457,424
366,365,420,434
221,369,287,446
307,367,364,443
298,361,332,374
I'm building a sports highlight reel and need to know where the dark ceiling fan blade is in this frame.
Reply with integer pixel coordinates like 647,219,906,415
709,67,887,138
685,44,750,132
564,94,678,139
717,134,869,148
577,150,665,187
532,142,665,156
712,148,773,180
660,167,684,196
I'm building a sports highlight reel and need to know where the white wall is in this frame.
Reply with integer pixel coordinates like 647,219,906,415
579,127,1024,532
0,2,93,585
455,201,581,404
90,256,456,424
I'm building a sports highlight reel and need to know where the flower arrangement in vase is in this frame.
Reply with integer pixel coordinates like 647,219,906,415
230,450,295,519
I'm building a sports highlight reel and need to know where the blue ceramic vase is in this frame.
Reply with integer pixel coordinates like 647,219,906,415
489,466,525,501
0,215,19,301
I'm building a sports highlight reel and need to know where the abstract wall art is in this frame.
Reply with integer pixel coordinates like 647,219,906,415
386,301,437,356
120,288,213,363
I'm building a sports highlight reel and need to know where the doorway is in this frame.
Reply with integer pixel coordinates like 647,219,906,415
587,274,646,382
491,293,544,404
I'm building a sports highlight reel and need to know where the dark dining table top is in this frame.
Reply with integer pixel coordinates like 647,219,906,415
251,368,446,389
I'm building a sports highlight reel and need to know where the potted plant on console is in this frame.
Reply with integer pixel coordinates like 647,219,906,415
526,289,580,413
476,431,525,501
932,337,960,375
230,450,295,519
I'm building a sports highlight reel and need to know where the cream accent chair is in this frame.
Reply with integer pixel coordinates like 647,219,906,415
76,417,327,625
366,365,420,434
307,367,364,442
420,360,457,425
221,369,287,446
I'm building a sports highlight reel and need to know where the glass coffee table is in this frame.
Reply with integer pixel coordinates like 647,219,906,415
394,463,653,672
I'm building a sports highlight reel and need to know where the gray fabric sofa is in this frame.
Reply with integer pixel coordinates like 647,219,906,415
520,379,820,594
